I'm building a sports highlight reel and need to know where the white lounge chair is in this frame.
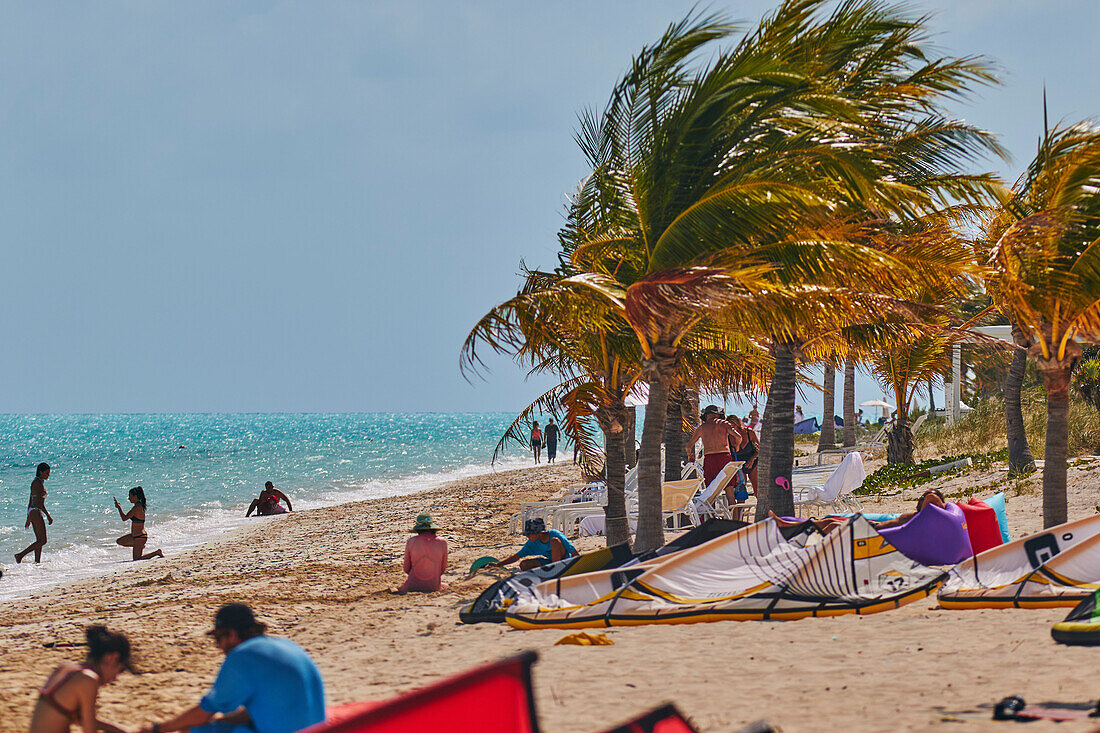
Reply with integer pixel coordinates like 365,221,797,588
793,451,866,515
687,461,743,525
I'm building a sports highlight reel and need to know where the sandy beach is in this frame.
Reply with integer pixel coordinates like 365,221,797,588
2,459,1099,733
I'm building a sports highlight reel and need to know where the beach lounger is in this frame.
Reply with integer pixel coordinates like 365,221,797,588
793,451,866,515
687,462,742,525
661,478,702,530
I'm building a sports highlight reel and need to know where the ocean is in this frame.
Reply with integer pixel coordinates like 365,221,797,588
0,413,538,602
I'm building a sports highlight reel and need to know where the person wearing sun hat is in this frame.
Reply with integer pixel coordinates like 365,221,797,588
490,517,578,571
393,513,449,593
140,603,324,733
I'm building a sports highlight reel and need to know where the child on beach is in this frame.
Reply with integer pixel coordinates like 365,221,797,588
392,513,449,593
16,463,53,564
114,487,165,561
491,518,578,570
28,625,133,733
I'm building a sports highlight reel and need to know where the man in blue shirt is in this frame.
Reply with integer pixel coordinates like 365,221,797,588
141,604,325,733
491,518,579,570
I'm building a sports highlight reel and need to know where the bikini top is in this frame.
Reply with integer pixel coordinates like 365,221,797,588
130,516,145,523
39,667,86,722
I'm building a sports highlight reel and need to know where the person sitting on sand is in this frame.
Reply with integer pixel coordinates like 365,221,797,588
491,518,578,571
246,482,293,517
391,513,448,593
28,624,133,733
16,462,53,564
769,488,949,535
141,603,325,733
114,487,165,561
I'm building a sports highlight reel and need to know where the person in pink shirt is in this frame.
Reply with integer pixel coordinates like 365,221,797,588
393,514,448,593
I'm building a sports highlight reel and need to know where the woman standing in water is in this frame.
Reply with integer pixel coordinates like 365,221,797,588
16,462,53,564
113,487,164,561
28,625,132,733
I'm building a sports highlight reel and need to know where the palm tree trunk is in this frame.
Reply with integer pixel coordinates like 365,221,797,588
843,359,856,447
1005,330,1036,475
1038,360,1073,528
818,364,836,450
682,387,699,460
601,405,631,548
762,342,797,518
636,376,669,553
886,410,914,464
623,406,637,468
664,384,685,481
754,392,774,520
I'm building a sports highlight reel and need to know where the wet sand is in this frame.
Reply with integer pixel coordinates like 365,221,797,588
2,459,1099,733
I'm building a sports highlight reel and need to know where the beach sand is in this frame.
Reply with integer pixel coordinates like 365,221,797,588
2,459,1099,732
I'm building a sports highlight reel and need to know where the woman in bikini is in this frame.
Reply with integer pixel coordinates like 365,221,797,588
114,487,164,561
16,462,53,564
28,625,131,733
530,422,543,464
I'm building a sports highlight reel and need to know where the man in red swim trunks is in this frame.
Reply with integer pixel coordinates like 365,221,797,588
685,405,746,490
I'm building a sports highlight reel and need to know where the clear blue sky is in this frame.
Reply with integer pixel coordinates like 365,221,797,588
1,1,1097,414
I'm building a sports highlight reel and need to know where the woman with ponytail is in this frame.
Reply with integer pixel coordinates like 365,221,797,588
113,487,164,561
29,624,132,733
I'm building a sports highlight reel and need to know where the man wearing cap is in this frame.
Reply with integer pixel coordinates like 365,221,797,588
685,405,747,490
491,518,578,570
140,603,325,733
393,513,448,593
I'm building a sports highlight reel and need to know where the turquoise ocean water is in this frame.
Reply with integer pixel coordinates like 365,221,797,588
0,413,536,601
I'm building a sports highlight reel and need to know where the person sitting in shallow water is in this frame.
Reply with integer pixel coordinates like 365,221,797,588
28,625,133,733
246,482,293,517
769,488,948,534
490,518,578,571
391,513,449,594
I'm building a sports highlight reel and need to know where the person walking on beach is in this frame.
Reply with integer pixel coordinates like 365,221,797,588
114,487,165,561
16,463,53,564
140,603,325,733
685,406,745,491
28,624,133,733
246,482,293,517
544,418,560,463
530,421,543,464
392,513,448,593
490,518,578,570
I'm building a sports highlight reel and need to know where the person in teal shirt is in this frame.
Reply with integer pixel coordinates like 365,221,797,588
140,604,325,733
491,518,579,570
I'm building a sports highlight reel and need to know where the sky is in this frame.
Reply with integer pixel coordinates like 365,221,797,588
1,1,1097,414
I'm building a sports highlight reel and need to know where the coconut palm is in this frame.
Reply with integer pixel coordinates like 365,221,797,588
842,359,857,446
558,0,1002,547
462,268,643,546
818,364,837,450
986,123,1100,527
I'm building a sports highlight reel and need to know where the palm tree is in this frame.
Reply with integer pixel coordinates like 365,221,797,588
462,268,643,547
562,0,1003,547
986,123,1100,527
1003,321,1037,473
818,363,836,450
843,358,857,446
